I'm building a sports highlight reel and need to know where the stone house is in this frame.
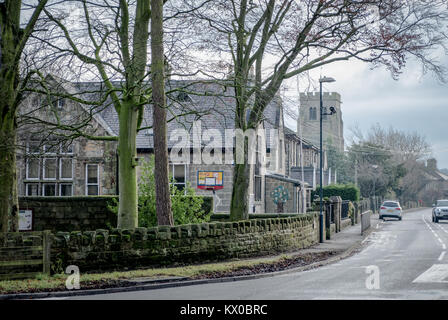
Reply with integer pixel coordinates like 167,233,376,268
284,127,335,209
17,78,118,198
417,158,448,205
17,78,314,214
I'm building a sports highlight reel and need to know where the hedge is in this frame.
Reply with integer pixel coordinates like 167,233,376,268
312,184,360,202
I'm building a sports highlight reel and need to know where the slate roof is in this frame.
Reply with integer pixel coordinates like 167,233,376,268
284,126,319,150
73,80,283,150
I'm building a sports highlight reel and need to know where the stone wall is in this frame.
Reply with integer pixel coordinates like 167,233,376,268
49,213,320,272
19,196,117,232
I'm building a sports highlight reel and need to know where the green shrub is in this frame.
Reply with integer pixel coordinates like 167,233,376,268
312,184,360,202
109,156,211,227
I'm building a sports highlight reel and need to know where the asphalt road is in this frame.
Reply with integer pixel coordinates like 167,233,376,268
67,208,448,300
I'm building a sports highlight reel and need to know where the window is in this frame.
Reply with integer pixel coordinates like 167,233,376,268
24,139,76,196
170,164,186,191
45,143,60,155
254,135,262,201
177,92,192,102
43,158,57,180
42,183,56,196
27,141,40,154
60,184,73,196
52,98,65,110
309,107,317,120
86,164,99,195
26,183,39,196
279,139,283,169
60,158,73,180
60,143,73,154
26,158,40,180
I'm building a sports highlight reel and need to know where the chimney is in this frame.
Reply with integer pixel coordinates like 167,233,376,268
427,158,437,170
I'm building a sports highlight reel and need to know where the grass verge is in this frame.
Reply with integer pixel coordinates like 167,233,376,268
0,250,337,295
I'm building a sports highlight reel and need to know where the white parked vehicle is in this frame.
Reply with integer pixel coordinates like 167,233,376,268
379,201,402,221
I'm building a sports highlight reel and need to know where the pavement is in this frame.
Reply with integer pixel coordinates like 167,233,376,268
2,208,423,300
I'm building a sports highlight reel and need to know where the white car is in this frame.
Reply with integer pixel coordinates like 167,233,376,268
432,199,448,223
379,201,402,221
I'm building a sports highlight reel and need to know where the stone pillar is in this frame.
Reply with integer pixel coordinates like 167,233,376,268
330,196,342,233
324,199,332,240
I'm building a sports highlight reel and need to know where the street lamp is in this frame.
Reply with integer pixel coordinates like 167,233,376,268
371,165,379,213
319,76,336,243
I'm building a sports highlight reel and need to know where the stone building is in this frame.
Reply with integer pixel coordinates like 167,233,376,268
298,92,344,153
17,78,118,198
284,127,335,209
17,78,313,214
417,158,448,205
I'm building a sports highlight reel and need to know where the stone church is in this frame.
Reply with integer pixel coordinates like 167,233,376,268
298,92,344,153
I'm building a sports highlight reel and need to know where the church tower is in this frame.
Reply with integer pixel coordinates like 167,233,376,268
298,92,344,152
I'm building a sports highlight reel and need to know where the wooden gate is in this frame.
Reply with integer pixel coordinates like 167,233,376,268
0,231,51,280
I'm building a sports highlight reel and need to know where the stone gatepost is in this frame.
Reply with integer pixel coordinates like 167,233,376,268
330,196,342,233
324,199,332,240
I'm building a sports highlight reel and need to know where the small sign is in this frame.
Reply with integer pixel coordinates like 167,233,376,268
198,171,224,190
19,209,33,231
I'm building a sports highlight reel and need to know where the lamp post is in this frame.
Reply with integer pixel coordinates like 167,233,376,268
319,76,336,243
372,164,379,213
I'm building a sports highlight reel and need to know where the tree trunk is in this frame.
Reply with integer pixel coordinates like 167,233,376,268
117,101,139,229
230,162,251,221
151,0,173,226
0,127,18,232
0,1,21,232
230,135,250,221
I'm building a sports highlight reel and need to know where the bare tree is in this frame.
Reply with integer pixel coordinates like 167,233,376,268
152,0,173,226
19,0,215,228
177,0,447,220
0,0,49,232
21,0,165,229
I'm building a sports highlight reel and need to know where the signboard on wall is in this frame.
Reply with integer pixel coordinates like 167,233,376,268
19,209,33,231
197,171,224,190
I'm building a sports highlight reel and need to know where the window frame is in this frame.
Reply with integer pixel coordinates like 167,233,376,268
27,141,41,155
42,183,57,197
85,164,100,196
43,158,58,180
170,163,187,194
59,183,73,196
26,158,40,180
60,143,74,155
59,158,74,181
254,135,262,202
25,183,39,196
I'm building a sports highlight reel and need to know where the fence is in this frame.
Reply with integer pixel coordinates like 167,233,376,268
341,200,350,220
0,231,51,280
361,210,372,235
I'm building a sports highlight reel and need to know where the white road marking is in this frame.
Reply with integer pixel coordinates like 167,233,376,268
439,251,446,262
422,215,447,250
413,264,448,283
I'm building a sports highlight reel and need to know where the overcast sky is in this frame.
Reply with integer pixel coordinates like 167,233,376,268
283,54,448,170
